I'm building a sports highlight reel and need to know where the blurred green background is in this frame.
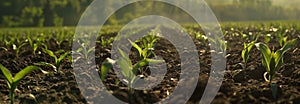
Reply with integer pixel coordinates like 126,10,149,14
0,0,299,27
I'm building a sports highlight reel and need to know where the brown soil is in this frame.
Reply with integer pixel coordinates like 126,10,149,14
0,26,300,104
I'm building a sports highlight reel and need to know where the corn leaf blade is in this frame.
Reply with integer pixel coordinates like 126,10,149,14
101,58,114,80
13,66,40,83
118,58,132,79
0,64,13,84
129,39,142,57
58,51,71,62
255,43,272,72
43,48,58,61
118,48,130,64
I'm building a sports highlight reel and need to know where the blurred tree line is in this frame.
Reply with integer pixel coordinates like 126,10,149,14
211,0,300,21
0,0,299,27
0,0,92,27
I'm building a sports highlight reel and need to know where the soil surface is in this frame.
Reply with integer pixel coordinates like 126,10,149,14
0,26,300,104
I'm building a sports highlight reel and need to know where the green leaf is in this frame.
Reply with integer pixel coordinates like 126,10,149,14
132,59,164,74
34,62,57,72
118,48,130,63
101,58,114,80
41,43,48,49
33,43,38,52
242,41,254,64
142,49,148,59
27,35,33,47
87,46,95,54
132,59,149,74
151,38,159,46
273,39,296,72
274,50,284,66
43,48,57,61
255,43,272,72
242,43,248,63
280,39,296,53
265,34,271,43
279,37,287,47
13,66,40,83
269,54,276,75
243,42,247,49
76,47,83,53
55,50,65,54
0,64,13,84
118,58,132,79
58,51,71,62
146,58,165,63
19,43,27,49
129,39,142,57
247,42,255,51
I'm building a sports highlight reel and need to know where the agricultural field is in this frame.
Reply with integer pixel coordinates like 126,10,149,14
0,21,300,103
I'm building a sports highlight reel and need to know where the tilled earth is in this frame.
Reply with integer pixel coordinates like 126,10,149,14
0,27,300,104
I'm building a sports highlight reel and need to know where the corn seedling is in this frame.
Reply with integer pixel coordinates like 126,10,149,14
27,35,34,53
278,37,288,47
240,31,247,41
194,31,208,42
208,37,227,56
97,37,114,47
264,34,272,43
26,35,46,55
241,41,255,70
129,32,160,74
55,31,66,48
274,33,288,47
255,39,296,98
0,64,48,104
129,38,157,60
75,41,95,64
42,48,71,72
129,39,156,74
101,48,163,94
12,42,27,59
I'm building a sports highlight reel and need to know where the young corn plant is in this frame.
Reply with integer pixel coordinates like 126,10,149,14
135,31,160,51
27,35,35,54
97,37,114,47
75,41,95,64
27,35,47,55
255,39,296,98
240,32,247,41
273,30,288,47
129,38,157,60
193,31,208,43
55,31,66,48
241,41,255,71
42,48,71,72
12,42,27,59
4,37,15,50
101,48,163,94
0,64,48,104
129,32,160,74
278,37,288,47
264,34,272,43
208,37,227,57
129,40,153,75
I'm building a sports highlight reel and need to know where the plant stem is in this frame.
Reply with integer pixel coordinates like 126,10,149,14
128,81,134,103
9,89,14,104
269,74,273,85
243,63,247,79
